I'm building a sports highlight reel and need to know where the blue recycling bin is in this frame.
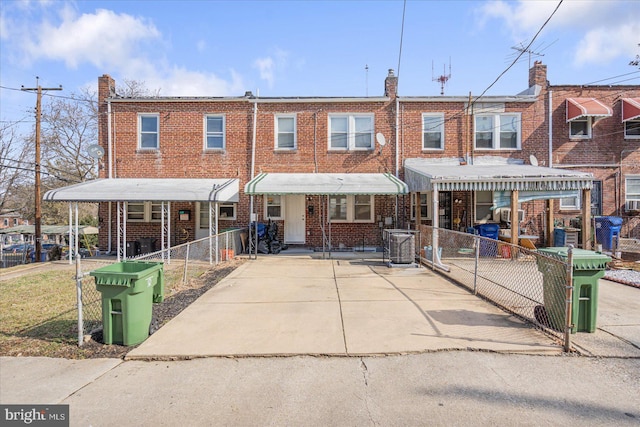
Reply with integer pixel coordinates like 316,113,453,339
594,216,622,251
474,223,500,256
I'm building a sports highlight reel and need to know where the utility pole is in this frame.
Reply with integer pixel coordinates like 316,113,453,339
21,77,62,263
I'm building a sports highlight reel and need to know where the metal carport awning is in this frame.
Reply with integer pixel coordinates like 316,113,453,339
404,157,594,271
43,178,240,263
244,173,408,195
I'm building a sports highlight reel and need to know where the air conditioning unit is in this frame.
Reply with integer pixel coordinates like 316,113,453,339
627,200,640,211
500,208,525,224
389,233,415,264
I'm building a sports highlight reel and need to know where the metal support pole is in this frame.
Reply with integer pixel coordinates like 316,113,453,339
183,242,190,286
564,245,575,352
68,203,73,264
473,235,480,295
76,243,83,346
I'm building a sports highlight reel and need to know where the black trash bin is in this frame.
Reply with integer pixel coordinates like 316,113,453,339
138,238,157,254
126,241,139,258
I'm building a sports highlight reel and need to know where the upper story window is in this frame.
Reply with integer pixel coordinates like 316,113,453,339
276,115,296,149
329,195,374,223
624,119,640,139
205,115,225,150
328,114,374,150
139,114,159,149
475,113,520,150
422,113,444,150
3,219,8,227
569,117,591,139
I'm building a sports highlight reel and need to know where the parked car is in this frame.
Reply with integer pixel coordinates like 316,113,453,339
2,243,34,253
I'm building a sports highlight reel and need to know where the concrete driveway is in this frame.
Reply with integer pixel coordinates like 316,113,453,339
127,253,559,359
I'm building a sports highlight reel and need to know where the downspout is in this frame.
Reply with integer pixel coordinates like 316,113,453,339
107,99,113,254
395,97,400,225
548,90,553,167
249,99,258,259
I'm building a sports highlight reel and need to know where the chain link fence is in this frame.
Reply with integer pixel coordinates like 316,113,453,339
417,225,572,348
75,229,244,345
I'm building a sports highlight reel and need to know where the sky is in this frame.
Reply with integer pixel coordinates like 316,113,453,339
1,0,639,126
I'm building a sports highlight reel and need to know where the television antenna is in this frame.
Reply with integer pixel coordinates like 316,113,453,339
510,40,545,69
432,58,451,96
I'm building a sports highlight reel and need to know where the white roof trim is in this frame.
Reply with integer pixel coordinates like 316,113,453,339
43,178,240,202
245,173,408,195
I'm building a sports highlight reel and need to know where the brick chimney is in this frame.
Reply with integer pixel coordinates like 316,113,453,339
98,74,116,102
528,61,548,88
384,69,398,98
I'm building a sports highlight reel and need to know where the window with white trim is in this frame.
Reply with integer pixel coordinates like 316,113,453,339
3,219,8,227
560,193,581,210
626,177,640,211
422,113,444,150
475,113,520,150
625,120,640,139
205,115,225,149
411,193,432,220
139,114,159,149
328,114,374,150
475,191,494,222
275,115,296,149
199,203,237,228
126,202,163,222
569,117,591,139
13,218,18,226
265,195,283,219
329,195,374,223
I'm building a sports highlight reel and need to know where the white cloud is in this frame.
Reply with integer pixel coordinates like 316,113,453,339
253,48,290,89
476,0,640,67
23,8,161,69
253,57,275,88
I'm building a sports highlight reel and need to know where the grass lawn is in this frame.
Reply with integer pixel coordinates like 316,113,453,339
0,259,233,358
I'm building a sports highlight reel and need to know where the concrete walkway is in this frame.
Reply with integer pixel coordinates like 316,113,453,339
127,254,559,359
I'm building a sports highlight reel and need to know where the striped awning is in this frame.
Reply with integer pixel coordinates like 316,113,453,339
622,98,640,122
43,178,240,202
404,158,593,192
245,173,408,195
566,98,612,122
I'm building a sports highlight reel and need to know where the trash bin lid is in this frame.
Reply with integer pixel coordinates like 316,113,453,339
594,216,623,226
538,247,611,270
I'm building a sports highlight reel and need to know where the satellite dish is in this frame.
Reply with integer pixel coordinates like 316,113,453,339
529,155,538,166
87,145,105,159
376,133,386,146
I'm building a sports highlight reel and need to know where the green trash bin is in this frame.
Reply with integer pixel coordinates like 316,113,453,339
537,247,611,333
90,261,164,345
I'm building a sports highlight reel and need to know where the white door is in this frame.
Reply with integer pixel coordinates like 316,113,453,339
285,195,305,244
195,202,210,240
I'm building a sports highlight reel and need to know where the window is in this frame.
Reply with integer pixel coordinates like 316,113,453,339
199,203,237,227
474,113,520,150
276,115,296,149
139,114,159,149
329,195,374,222
328,115,374,150
411,193,432,220
127,202,164,222
13,218,18,226
205,115,225,149
422,114,444,150
127,202,146,222
569,117,591,139
626,177,640,211
560,193,581,210
625,120,640,139
3,219,7,227
265,195,283,219
475,191,494,223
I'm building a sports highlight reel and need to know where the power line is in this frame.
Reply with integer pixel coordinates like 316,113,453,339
396,0,407,91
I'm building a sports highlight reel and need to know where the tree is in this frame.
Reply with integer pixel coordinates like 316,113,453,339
0,123,32,214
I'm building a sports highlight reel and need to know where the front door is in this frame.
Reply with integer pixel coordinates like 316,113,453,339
285,195,305,244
